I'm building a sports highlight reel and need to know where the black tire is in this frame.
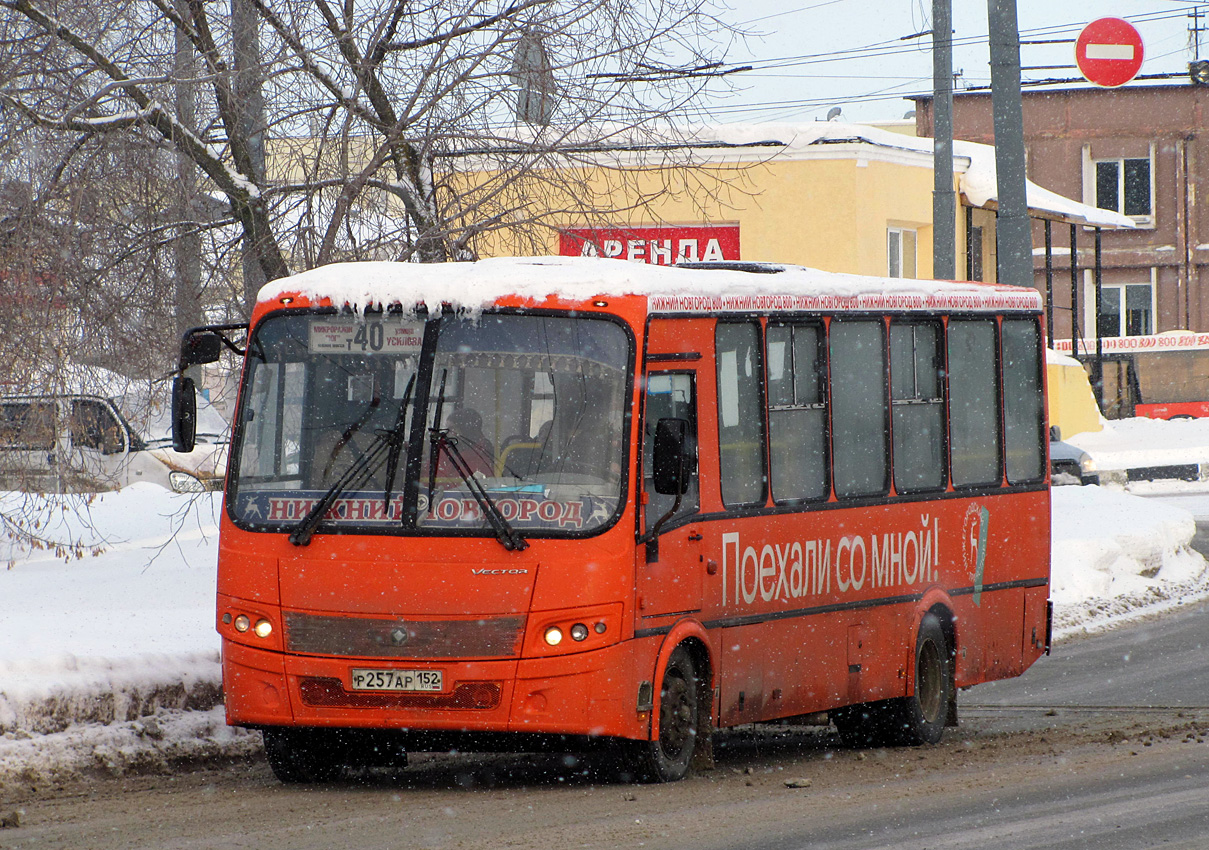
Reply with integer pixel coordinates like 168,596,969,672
898,612,952,745
832,612,953,748
262,728,344,784
631,646,700,783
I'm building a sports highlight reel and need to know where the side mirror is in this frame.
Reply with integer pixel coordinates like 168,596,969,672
172,375,198,453
180,331,223,369
1049,425,1062,442
652,417,690,495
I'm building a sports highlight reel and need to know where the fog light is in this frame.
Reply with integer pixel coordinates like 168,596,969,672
233,614,250,633
570,623,589,642
254,619,273,638
544,626,564,646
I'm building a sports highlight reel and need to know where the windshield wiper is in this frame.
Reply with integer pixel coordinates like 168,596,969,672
423,370,526,552
429,429,529,552
382,374,416,512
289,381,415,547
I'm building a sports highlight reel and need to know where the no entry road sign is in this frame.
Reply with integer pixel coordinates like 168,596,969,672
1076,17,1144,87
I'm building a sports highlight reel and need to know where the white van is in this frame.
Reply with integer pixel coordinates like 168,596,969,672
0,393,227,494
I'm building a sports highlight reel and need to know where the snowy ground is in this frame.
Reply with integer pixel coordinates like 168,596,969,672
4,417,1209,789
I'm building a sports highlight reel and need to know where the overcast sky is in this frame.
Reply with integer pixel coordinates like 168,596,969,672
698,0,1208,124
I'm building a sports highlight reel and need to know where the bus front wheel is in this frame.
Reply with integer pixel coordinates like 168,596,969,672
262,728,343,784
632,646,700,782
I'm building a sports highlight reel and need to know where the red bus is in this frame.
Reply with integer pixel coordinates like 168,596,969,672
173,257,1052,783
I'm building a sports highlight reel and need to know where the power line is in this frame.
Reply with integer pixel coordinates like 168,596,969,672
705,3,1205,121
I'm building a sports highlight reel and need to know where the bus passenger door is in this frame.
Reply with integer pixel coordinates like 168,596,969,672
637,371,704,618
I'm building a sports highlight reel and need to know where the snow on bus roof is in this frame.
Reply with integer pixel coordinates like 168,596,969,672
258,257,1042,316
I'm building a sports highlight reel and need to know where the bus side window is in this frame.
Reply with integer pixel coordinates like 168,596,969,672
716,321,766,507
643,373,698,525
948,319,1002,487
830,320,889,498
767,322,828,502
890,322,945,492
1002,318,1045,483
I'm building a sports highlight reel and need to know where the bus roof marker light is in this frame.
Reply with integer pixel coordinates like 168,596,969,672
593,299,608,307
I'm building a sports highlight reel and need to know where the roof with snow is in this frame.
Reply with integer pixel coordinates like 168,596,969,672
446,120,1133,231
259,256,1043,315
679,122,1134,230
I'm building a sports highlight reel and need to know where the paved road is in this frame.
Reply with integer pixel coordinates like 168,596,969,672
719,741,1209,850
969,595,1209,709
7,601,1209,850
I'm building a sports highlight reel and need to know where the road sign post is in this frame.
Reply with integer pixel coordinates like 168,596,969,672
1076,17,1144,88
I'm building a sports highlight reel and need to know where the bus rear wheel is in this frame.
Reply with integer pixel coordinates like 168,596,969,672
898,612,952,745
832,612,952,748
631,646,700,782
262,728,344,784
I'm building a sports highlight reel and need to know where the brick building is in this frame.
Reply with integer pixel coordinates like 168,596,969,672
913,84,1209,416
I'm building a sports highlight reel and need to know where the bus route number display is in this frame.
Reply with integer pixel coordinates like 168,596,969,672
309,318,424,354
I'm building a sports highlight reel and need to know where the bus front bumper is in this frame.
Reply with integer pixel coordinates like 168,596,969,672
221,637,649,742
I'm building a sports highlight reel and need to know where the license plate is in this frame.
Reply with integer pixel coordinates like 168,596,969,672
350,668,443,692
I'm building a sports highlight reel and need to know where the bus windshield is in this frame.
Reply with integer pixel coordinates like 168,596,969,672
229,310,631,539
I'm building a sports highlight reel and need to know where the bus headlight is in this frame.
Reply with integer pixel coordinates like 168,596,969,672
528,604,621,656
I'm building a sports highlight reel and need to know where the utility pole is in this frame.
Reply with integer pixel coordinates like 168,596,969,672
986,0,1033,289
932,0,956,280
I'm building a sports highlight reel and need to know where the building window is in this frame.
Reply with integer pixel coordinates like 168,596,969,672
966,224,984,282
887,227,917,278
1094,156,1152,221
1098,282,1154,337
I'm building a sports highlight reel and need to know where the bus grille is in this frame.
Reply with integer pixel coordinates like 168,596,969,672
299,677,502,710
283,612,525,659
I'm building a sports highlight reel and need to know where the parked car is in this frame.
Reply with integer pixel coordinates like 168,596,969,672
0,392,227,494
1049,426,1097,486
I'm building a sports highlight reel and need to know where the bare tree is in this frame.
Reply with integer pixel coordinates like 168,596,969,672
1,0,741,313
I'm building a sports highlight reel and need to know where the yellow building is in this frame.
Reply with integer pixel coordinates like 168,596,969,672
470,121,1128,287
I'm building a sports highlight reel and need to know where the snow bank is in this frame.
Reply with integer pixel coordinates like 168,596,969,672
1050,486,1209,636
0,486,223,740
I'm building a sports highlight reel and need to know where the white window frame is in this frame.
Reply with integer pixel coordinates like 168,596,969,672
1082,268,1156,338
1082,143,1155,228
887,226,917,278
